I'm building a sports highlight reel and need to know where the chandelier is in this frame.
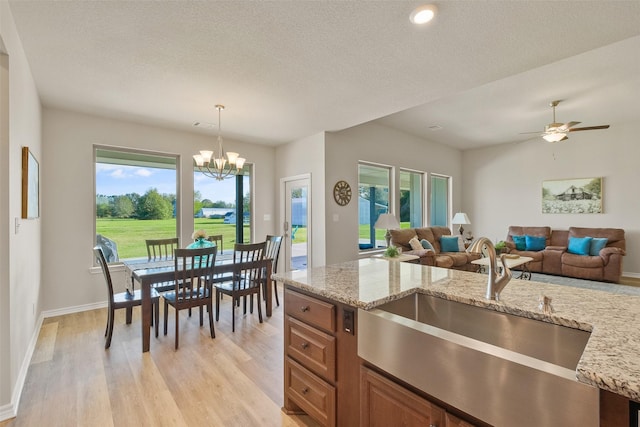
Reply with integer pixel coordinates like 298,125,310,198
193,104,246,181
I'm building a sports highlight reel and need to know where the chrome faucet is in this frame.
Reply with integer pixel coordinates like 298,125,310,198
467,237,512,301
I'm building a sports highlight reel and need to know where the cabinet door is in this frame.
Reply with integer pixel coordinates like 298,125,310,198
446,412,476,427
361,366,445,427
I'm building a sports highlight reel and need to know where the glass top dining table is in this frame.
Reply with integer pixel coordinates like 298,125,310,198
124,255,273,352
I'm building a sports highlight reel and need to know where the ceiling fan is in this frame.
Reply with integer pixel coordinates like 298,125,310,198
521,100,610,142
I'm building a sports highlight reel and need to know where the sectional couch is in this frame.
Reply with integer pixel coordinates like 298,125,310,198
389,226,481,272
505,226,626,283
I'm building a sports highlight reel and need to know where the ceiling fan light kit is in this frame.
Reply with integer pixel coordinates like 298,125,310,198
521,100,610,142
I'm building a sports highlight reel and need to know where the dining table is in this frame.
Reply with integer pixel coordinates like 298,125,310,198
125,256,273,352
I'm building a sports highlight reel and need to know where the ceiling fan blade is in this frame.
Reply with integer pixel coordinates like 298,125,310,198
519,131,543,135
558,121,581,131
568,125,610,132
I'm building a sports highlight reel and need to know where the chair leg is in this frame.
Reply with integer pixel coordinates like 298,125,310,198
232,296,236,332
208,301,215,338
175,306,179,350
105,307,115,349
163,299,169,336
154,300,159,338
215,290,220,321
199,304,204,326
125,306,133,324
274,280,280,307
257,289,263,324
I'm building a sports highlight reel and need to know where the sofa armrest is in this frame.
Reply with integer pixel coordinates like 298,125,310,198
600,246,626,264
404,249,435,266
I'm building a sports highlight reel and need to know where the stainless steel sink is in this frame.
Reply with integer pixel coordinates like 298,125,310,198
358,293,599,427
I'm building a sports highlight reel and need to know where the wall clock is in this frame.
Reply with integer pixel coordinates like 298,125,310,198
333,180,352,206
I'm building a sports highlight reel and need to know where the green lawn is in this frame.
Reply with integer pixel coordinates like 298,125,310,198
96,218,307,259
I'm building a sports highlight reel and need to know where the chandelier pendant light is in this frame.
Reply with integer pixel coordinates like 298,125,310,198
193,104,246,181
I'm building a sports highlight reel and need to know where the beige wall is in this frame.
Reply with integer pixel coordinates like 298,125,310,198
275,132,326,268
324,122,463,265
462,121,640,276
41,108,277,313
0,2,43,418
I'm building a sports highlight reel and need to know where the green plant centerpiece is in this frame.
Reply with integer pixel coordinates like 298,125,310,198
384,245,400,258
495,240,507,253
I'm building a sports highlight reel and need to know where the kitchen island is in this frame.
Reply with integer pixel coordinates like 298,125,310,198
274,258,639,426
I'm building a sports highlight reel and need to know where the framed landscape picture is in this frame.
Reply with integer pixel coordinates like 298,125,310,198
542,177,602,214
21,146,40,219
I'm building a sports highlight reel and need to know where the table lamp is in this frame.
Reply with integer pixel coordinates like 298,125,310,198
374,213,401,247
451,212,471,235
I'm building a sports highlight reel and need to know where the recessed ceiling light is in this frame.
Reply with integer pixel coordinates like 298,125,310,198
410,4,437,25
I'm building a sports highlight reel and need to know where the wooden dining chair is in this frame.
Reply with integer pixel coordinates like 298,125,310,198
144,237,179,292
146,237,179,261
163,246,217,349
264,235,283,307
94,246,159,349
215,242,266,332
207,234,224,254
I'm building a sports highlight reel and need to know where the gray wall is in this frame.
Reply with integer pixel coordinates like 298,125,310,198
462,121,640,276
0,2,43,417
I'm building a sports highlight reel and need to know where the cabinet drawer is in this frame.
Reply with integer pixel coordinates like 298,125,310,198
285,289,336,332
286,357,336,427
286,316,336,381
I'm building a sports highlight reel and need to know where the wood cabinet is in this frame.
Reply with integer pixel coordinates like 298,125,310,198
361,366,445,427
446,412,476,427
283,287,359,427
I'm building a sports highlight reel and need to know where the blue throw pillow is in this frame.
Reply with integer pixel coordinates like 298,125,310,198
568,236,593,255
440,236,460,252
525,235,546,251
511,235,526,251
589,237,608,256
420,239,435,251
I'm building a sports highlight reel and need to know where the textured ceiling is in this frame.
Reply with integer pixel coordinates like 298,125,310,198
7,1,640,149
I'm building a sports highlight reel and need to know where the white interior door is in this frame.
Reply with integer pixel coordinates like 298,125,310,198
282,176,311,272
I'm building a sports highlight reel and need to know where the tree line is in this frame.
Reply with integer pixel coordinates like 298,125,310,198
96,188,175,220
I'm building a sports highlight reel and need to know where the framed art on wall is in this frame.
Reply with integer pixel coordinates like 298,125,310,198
542,177,602,214
22,146,40,219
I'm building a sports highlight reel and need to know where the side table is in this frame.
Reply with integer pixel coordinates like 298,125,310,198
371,253,420,263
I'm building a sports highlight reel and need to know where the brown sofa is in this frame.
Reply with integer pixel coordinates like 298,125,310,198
389,226,481,272
506,226,626,283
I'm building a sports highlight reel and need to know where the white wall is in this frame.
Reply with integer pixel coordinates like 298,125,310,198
275,132,326,268
0,2,43,419
41,108,277,312
324,122,463,265
462,122,640,275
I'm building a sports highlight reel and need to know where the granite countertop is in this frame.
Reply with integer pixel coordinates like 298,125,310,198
273,258,640,401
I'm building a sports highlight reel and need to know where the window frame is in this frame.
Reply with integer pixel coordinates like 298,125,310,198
399,168,426,229
357,161,394,252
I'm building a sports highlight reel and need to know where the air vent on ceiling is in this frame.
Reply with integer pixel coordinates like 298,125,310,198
428,125,443,131
193,121,215,129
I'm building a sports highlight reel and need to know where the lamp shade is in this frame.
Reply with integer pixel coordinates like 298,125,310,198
374,213,400,229
451,212,471,225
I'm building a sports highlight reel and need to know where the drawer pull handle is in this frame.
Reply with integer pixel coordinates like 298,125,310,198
300,306,310,312
301,342,309,350
301,387,309,395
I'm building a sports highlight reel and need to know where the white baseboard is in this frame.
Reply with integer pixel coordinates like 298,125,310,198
0,301,107,422
623,271,640,279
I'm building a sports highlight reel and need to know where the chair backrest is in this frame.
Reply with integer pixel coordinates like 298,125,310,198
265,235,283,273
93,246,114,304
207,234,224,253
232,242,267,291
146,238,179,261
173,247,217,299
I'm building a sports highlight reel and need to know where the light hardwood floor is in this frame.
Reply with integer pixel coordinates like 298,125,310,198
1,290,320,427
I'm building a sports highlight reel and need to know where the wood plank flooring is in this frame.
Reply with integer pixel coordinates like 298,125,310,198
2,290,320,427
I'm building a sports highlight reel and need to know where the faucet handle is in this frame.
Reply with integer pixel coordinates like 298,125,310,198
538,295,554,314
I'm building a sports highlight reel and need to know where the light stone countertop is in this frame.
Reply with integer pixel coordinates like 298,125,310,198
273,258,640,401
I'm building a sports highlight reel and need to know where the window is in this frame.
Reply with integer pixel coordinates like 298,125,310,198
95,148,178,262
194,165,253,252
430,174,450,227
358,162,391,250
399,169,424,228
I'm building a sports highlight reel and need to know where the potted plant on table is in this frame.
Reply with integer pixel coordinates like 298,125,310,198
384,245,400,258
